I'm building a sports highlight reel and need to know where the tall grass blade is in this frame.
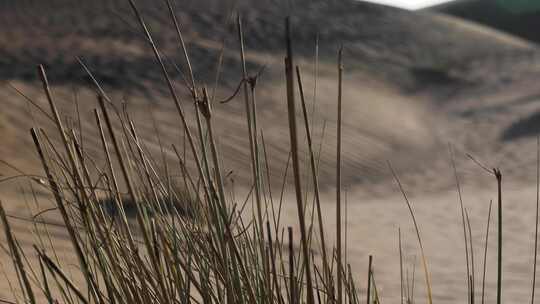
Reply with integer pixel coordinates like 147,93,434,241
296,66,331,294
495,168,502,304
336,45,344,304
450,146,472,303
0,202,36,304
465,208,475,304
533,136,540,304
389,163,433,304
367,255,372,304
481,200,493,304
399,228,404,304
284,17,315,304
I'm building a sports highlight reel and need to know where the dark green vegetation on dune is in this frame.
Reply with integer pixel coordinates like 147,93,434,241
1,0,537,93
430,0,540,44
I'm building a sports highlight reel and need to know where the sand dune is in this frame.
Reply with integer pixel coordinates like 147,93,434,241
1,0,538,186
2,0,540,303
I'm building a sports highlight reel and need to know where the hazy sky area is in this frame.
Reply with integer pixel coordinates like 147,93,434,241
361,0,453,10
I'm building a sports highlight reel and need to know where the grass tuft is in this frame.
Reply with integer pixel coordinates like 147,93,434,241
0,2,538,304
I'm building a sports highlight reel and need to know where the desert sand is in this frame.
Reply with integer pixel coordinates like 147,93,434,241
2,0,540,303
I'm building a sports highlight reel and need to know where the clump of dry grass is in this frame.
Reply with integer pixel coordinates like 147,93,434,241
0,1,363,303
1,1,538,304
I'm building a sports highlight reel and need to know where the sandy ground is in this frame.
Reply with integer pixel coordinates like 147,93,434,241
3,0,540,303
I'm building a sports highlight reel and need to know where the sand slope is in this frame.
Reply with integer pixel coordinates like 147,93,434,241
2,0,540,303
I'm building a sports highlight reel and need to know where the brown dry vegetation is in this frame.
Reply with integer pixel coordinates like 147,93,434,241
2,0,540,303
